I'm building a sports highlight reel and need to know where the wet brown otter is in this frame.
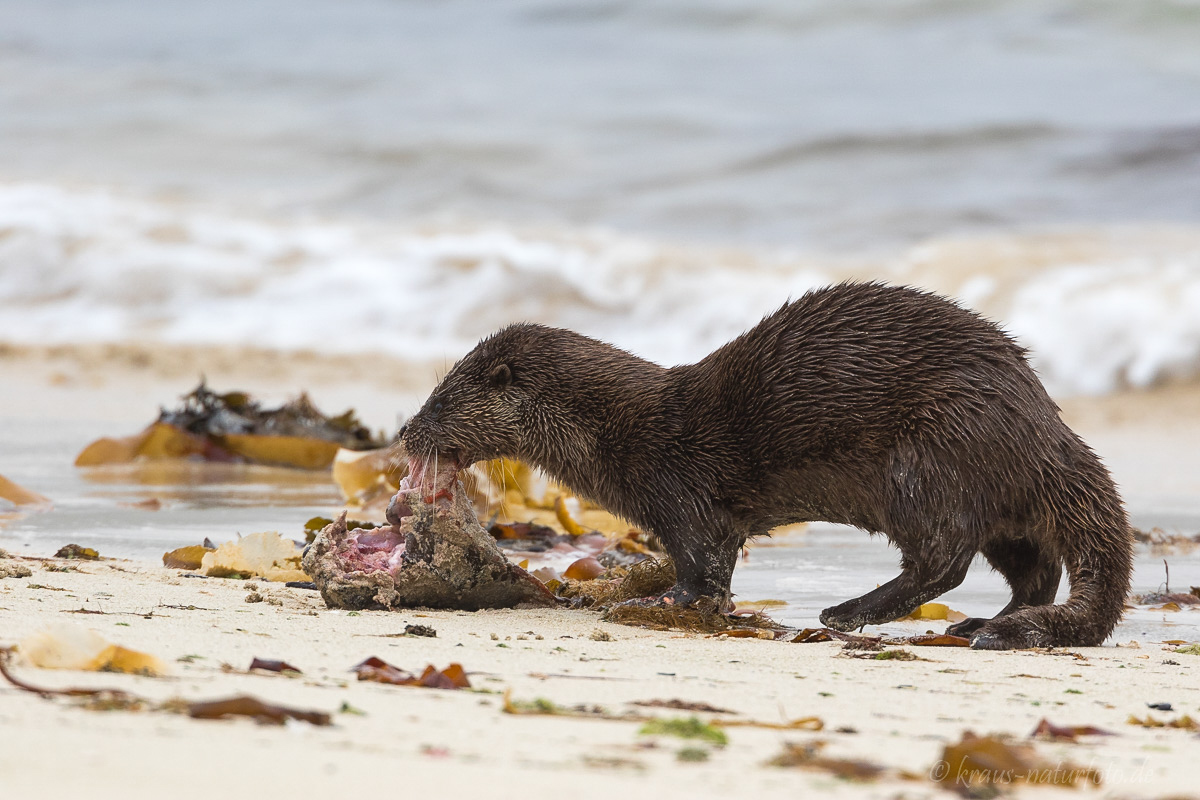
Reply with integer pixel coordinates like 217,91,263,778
399,282,1133,649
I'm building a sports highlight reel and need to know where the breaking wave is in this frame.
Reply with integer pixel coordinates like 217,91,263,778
1,183,1198,397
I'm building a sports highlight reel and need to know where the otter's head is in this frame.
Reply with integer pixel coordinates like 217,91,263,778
399,323,570,472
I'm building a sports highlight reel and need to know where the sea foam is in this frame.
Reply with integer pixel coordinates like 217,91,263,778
1,183,1198,397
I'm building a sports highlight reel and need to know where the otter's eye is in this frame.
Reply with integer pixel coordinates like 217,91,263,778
433,401,444,414
489,363,512,389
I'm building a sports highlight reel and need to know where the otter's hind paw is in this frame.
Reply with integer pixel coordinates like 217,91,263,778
969,614,1051,650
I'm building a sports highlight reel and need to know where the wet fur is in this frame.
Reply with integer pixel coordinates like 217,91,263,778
400,282,1133,649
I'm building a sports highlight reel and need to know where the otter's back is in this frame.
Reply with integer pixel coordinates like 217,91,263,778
683,282,1062,469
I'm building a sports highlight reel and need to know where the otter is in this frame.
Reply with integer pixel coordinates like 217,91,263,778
398,282,1133,649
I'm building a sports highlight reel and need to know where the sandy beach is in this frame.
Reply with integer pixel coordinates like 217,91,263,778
1,551,1198,800
2,346,1199,800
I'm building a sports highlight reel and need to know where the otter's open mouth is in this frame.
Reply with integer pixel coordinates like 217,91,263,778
384,455,461,525
302,460,556,611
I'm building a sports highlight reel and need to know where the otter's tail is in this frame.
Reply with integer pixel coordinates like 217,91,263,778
974,456,1133,649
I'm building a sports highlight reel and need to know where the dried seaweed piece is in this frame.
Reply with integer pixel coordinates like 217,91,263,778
898,602,968,623
790,628,883,646
904,634,971,647
162,544,214,570
0,561,33,579
121,497,163,510
1130,527,1200,551
768,741,890,780
854,649,922,661
602,596,778,634
712,629,776,639
1,645,141,703
717,716,824,732
352,656,470,689
554,496,588,536
248,658,302,674
1031,719,1115,741
187,695,330,726
559,558,677,607
489,521,560,540
936,731,1102,789
417,663,470,690
19,623,167,676
332,446,408,502
503,689,819,737
404,624,437,638
630,699,734,714
218,433,342,471
789,628,969,648
160,382,383,450
75,422,236,466
1126,714,1198,730
352,656,416,684
76,382,387,469
734,599,788,613
502,690,640,720
0,474,51,508
1132,591,1200,606
54,544,100,560
201,532,307,583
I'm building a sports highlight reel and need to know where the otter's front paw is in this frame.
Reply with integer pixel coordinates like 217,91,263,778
819,599,866,632
620,585,700,609
945,616,989,638
617,584,731,612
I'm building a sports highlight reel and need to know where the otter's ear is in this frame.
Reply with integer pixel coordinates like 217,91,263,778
489,363,512,389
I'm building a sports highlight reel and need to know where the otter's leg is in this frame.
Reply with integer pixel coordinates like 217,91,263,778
972,520,1132,650
946,539,1062,637
820,543,974,631
645,518,743,608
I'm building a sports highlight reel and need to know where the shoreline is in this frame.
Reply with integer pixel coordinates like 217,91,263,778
4,339,1200,515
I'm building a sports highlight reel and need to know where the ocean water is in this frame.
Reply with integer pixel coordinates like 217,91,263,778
3,0,1200,247
2,1,1200,394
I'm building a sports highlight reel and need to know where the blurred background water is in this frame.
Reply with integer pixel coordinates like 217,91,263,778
3,0,1200,391
4,0,1200,247
3,0,1200,393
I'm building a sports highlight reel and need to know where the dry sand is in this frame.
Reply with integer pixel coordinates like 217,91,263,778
2,344,1200,799
1,555,1198,800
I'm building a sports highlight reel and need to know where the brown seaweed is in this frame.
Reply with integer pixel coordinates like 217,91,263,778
352,657,470,689
187,695,330,726
76,381,388,469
